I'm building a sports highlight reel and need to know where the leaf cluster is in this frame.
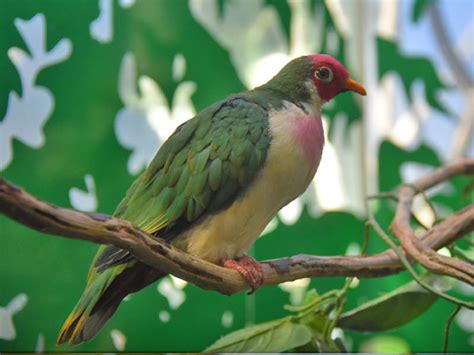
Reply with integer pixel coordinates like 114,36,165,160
205,275,440,352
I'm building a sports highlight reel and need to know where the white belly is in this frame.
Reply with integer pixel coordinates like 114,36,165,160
173,102,324,263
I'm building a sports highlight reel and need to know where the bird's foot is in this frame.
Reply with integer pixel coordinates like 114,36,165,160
222,255,264,293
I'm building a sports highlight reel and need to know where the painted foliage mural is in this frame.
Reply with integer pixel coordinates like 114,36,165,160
1,0,473,352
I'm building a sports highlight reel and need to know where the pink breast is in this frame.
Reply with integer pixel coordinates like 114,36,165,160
294,115,325,166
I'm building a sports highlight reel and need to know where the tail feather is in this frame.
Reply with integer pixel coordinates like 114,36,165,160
57,264,126,344
57,262,162,345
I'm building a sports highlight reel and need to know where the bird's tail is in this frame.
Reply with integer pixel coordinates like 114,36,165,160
57,264,126,345
57,262,162,345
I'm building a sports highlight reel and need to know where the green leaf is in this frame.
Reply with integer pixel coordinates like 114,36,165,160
377,38,448,114
412,0,431,22
337,277,439,331
204,317,312,352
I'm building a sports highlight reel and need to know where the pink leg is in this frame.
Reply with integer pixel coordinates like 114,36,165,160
222,255,264,292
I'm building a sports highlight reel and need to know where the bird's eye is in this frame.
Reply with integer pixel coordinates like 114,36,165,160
315,66,333,82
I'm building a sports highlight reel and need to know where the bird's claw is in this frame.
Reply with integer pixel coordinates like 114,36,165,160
223,255,264,293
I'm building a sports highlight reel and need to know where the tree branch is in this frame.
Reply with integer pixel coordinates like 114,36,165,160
1,159,473,295
390,158,474,285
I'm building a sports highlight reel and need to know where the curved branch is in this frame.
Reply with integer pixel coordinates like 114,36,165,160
1,159,473,294
390,158,474,285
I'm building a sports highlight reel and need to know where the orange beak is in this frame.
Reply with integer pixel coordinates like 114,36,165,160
345,78,367,96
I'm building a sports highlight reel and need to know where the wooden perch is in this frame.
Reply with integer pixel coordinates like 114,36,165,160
1,158,473,295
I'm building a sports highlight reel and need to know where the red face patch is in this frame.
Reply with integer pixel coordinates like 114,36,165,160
307,54,350,102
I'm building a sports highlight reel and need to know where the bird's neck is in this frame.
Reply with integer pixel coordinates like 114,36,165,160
248,82,320,115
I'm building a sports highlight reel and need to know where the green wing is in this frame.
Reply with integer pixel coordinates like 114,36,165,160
92,97,270,272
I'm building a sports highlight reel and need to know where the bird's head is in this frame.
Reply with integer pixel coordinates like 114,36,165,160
261,54,366,108
306,54,366,101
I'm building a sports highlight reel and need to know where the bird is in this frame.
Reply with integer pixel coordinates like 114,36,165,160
57,54,366,345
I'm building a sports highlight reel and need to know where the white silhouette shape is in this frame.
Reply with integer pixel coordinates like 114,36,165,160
69,174,98,212
115,52,197,175
221,310,234,328
0,14,72,171
172,53,186,82
159,310,171,322
119,0,136,9
278,278,310,306
90,0,136,43
90,0,113,43
157,275,187,310
110,329,127,350
0,293,28,340
35,333,45,353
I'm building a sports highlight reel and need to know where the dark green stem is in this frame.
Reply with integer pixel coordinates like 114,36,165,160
443,305,462,353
